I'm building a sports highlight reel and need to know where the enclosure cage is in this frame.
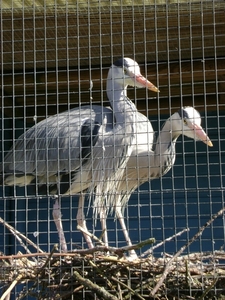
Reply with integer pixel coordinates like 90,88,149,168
0,1,225,299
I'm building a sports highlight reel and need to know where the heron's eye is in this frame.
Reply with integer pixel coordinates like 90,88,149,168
183,119,187,125
124,68,128,75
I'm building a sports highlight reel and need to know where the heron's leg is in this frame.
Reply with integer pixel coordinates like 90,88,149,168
99,206,109,246
52,196,68,252
116,205,138,259
76,193,94,249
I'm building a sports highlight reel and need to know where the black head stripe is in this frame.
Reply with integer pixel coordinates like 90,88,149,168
113,58,131,69
177,107,190,120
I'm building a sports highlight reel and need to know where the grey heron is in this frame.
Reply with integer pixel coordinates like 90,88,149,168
0,58,159,252
93,106,213,258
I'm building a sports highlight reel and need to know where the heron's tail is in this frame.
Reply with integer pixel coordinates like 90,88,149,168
1,173,35,187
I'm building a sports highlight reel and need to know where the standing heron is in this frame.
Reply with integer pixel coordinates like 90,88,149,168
0,58,159,252
92,106,213,258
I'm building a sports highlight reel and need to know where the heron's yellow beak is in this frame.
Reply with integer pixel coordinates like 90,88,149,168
189,123,213,147
132,73,160,93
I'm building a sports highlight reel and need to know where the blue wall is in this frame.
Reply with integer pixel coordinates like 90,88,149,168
0,111,224,258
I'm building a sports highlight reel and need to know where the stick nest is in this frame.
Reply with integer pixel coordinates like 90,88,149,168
1,206,225,299
1,248,225,300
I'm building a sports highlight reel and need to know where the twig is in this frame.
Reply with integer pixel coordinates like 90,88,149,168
117,280,123,300
55,285,84,299
0,253,50,259
2,247,224,262
0,221,34,259
73,271,118,300
111,276,145,300
72,285,84,293
38,244,58,271
15,248,59,300
0,274,23,300
141,228,189,257
77,225,105,246
151,206,225,297
125,237,155,251
98,228,107,243
0,238,155,260
88,260,115,291
73,237,155,256
0,217,44,254
198,276,218,300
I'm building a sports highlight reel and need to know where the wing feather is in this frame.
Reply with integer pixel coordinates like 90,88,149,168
1,106,113,187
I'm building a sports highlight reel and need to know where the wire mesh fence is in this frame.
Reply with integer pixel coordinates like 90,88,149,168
0,1,225,299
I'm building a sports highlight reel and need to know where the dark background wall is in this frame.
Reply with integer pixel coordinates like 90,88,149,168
1,110,224,257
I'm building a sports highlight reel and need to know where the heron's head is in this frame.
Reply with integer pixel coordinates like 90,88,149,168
109,58,159,93
171,106,213,147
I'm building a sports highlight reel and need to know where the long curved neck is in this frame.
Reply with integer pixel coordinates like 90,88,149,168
106,69,137,125
152,118,180,177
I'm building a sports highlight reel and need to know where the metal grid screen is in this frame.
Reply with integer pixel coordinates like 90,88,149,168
0,1,225,299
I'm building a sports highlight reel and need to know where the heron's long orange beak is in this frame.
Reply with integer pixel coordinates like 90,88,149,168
189,123,213,147
133,73,160,93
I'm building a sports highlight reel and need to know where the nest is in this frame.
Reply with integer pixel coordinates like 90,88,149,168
1,207,225,300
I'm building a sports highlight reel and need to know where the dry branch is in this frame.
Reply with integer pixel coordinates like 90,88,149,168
1,274,23,300
0,209,225,299
77,224,106,246
0,217,44,254
150,206,225,297
141,228,189,257
73,271,118,300
0,247,225,299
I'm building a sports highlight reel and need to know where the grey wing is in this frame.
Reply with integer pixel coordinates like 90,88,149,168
2,105,114,182
133,111,154,153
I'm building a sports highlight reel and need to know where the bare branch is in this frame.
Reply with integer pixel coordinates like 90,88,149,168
141,228,189,257
151,206,225,297
0,217,45,255
74,271,118,300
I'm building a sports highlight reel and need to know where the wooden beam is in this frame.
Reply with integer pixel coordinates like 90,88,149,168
1,59,224,121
